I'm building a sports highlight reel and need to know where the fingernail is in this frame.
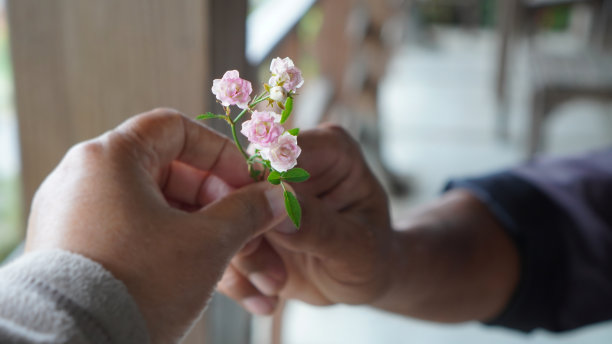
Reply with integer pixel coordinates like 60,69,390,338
274,217,299,234
249,272,280,296
243,296,276,315
264,187,286,219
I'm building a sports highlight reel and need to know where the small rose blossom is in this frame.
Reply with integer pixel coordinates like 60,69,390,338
261,132,301,172
211,70,252,109
269,57,304,93
269,86,286,103
241,111,284,148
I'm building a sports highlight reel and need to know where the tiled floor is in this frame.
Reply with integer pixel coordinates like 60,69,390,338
379,28,612,210
282,27,612,344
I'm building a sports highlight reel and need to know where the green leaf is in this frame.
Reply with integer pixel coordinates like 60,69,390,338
280,96,293,124
280,168,310,183
287,128,300,136
196,112,224,120
284,190,302,228
267,170,281,185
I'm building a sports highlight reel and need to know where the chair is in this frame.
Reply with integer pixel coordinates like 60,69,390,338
528,48,612,157
527,0,612,157
495,0,612,157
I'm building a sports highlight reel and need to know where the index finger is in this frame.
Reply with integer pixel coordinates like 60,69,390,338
111,108,251,187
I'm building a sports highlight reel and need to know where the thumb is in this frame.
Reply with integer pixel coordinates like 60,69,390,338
198,181,287,250
266,193,349,258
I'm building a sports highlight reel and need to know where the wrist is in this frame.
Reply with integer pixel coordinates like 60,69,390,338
371,191,520,323
369,222,416,310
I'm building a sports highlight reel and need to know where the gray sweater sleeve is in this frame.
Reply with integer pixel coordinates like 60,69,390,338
0,249,150,343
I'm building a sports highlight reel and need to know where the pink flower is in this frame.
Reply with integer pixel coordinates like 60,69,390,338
241,111,284,148
212,70,252,109
269,57,304,93
261,133,301,172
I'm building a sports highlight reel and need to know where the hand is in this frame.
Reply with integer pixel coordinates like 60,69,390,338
218,124,519,324
25,109,287,343
218,124,394,314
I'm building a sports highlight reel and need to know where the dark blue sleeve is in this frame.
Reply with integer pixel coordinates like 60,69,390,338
445,148,612,332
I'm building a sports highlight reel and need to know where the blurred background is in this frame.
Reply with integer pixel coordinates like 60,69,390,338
1,0,611,343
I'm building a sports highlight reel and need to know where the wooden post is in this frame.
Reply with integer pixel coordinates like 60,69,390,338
495,0,518,140
8,0,210,213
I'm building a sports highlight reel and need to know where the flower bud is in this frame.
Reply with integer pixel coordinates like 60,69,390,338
269,57,304,93
269,86,286,103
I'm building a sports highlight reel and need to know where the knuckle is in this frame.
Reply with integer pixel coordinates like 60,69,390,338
65,140,104,164
128,109,185,136
105,111,188,169
325,123,350,139
154,109,185,127
104,129,147,162
324,124,358,153
150,107,182,117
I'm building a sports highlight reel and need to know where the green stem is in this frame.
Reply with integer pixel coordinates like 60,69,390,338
226,93,272,181
254,90,267,102
234,96,270,123
234,108,249,123
230,121,249,161
251,96,270,107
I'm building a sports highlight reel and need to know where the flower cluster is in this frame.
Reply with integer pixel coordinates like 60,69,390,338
241,112,301,172
200,57,308,228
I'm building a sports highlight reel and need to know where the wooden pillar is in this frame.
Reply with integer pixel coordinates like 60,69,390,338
495,0,518,140
8,0,210,213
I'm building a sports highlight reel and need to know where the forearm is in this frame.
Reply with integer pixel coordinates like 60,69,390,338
372,190,519,323
0,250,150,343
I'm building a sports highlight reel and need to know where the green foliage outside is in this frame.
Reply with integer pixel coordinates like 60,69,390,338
0,175,21,262
419,0,570,30
0,16,22,261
